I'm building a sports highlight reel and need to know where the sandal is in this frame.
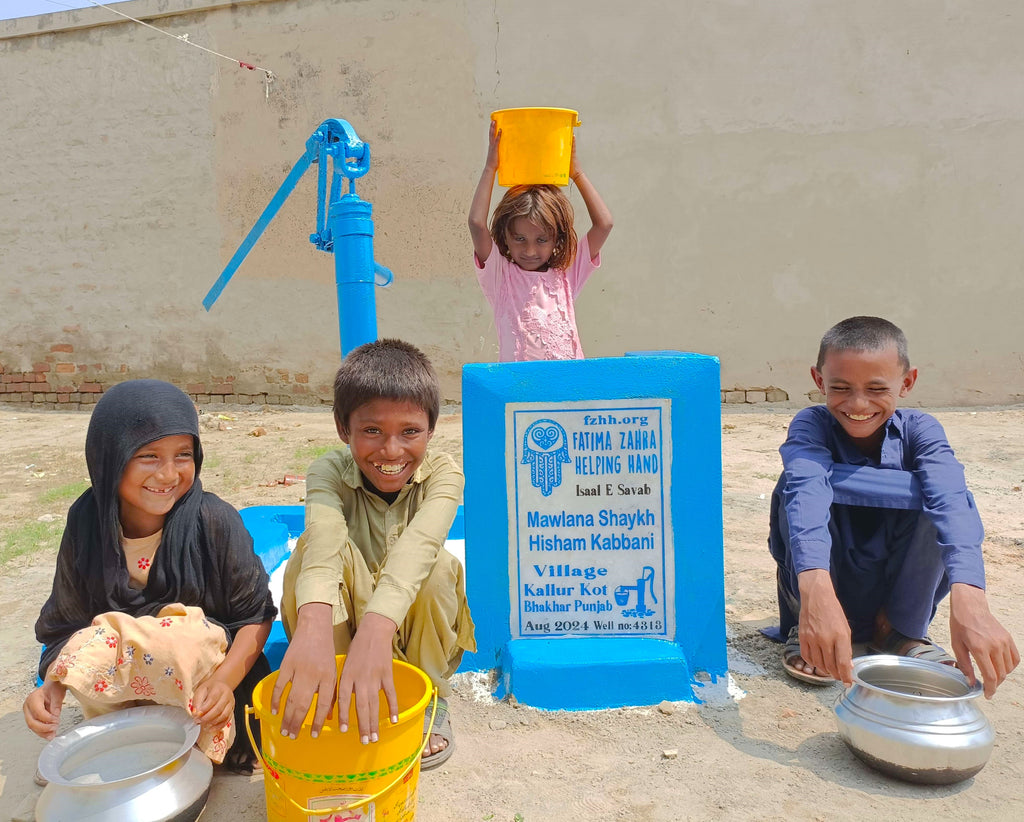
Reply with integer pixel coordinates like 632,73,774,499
869,629,956,666
782,625,835,685
420,696,455,771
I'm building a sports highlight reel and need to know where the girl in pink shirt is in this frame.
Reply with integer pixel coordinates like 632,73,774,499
469,121,613,361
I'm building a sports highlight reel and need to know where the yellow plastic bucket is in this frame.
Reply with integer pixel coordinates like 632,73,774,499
492,107,581,187
246,656,435,822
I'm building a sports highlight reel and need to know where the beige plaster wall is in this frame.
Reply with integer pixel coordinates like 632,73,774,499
3,0,1023,405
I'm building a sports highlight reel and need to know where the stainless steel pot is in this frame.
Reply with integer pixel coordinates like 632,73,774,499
35,705,212,822
834,654,993,784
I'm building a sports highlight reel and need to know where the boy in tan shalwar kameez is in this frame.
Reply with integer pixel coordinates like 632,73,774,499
274,339,474,770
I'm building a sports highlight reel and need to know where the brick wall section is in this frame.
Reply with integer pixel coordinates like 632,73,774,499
5,347,794,409
721,386,790,404
0,346,333,409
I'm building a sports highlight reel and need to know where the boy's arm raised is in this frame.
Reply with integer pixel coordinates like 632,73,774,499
570,137,613,259
468,121,499,263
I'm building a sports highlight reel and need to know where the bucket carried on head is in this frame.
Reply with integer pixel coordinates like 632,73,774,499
246,655,435,822
491,107,581,187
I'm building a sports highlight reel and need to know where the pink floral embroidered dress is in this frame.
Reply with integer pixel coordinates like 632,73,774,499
52,604,233,760
475,234,600,362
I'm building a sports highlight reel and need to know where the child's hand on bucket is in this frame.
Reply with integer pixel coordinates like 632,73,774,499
485,120,501,172
337,613,400,745
272,602,339,738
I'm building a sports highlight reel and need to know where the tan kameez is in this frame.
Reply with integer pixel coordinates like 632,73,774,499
282,449,475,695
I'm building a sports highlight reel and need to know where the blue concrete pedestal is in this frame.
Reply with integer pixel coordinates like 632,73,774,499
239,505,305,671
462,353,726,711
500,637,693,710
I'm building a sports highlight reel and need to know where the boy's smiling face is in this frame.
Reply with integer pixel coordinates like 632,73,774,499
339,398,433,493
812,344,917,452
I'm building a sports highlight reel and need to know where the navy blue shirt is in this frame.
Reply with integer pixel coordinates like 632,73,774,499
779,406,985,588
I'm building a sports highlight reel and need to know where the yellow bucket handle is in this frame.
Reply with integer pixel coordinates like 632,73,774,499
245,688,438,817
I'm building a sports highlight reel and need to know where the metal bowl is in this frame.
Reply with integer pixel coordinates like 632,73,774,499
35,705,212,822
834,654,993,784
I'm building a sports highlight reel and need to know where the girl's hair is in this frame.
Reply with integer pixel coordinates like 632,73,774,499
489,184,577,271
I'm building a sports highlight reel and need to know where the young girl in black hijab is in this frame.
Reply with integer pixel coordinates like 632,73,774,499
23,380,276,771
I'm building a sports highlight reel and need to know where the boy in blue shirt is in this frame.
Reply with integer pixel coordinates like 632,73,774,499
769,316,1018,696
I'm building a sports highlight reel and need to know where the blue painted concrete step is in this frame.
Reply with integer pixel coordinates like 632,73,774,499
499,637,694,710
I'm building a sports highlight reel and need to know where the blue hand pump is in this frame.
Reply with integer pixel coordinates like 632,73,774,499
202,119,393,357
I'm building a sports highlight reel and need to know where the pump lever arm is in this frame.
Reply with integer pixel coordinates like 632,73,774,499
202,151,312,311
202,118,389,318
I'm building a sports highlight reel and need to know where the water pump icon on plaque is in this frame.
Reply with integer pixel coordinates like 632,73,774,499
616,566,658,618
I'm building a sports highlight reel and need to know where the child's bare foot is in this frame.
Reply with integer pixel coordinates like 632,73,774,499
420,697,455,771
869,628,957,666
785,652,831,679
782,626,835,685
422,732,448,759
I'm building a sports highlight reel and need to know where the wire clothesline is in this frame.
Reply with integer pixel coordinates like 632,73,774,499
43,0,276,95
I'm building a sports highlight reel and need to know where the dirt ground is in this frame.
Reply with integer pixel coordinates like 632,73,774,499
1,402,1022,821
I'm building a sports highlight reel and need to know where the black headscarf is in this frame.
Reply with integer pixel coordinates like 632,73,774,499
36,380,276,677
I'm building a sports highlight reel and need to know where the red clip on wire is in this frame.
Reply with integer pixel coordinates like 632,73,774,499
239,61,256,70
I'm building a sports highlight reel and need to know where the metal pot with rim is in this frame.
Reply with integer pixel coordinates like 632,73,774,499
834,654,994,784
35,705,212,822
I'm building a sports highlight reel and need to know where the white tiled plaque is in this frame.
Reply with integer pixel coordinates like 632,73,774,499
506,399,674,640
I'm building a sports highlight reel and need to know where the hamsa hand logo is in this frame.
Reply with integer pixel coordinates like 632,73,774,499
522,419,570,496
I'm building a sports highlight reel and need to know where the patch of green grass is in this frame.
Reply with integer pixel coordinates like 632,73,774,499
1,520,64,566
243,453,258,465
40,480,90,505
293,444,335,465
204,455,223,470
